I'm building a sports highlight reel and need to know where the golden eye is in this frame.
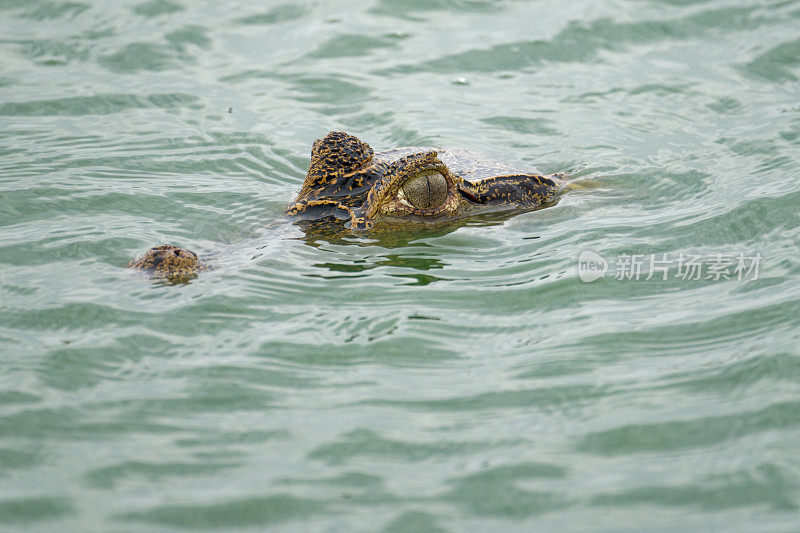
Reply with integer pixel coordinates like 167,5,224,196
401,170,448,210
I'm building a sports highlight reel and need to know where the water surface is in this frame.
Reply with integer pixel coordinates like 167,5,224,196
1,0,799,530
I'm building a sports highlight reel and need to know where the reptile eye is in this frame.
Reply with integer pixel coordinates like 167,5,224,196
401,170,448,210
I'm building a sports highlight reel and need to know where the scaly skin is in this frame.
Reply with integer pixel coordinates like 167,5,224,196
130,131,567,280
128,244,206,282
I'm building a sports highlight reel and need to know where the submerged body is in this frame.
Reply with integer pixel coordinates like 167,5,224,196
130,131,568,280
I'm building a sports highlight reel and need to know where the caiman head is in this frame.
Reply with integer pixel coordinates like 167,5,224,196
285,131,563,230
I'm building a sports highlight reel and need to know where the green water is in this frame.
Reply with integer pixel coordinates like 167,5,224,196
1,0,799,530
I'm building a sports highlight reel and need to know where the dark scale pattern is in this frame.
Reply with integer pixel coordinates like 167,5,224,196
128,244,206,282
285,198,354,221
350,151,451,229
298,131,374,198
364,151,444,212
131,132,568,279
458,173,563,208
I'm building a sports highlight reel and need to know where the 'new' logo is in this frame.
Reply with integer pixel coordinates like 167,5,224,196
578,251,607,282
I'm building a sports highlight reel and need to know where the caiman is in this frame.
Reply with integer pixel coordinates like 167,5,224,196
129,131,570,280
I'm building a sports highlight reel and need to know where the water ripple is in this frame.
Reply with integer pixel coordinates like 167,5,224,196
1,0,799,529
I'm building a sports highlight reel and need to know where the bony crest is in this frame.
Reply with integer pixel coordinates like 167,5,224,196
301,131,374,195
